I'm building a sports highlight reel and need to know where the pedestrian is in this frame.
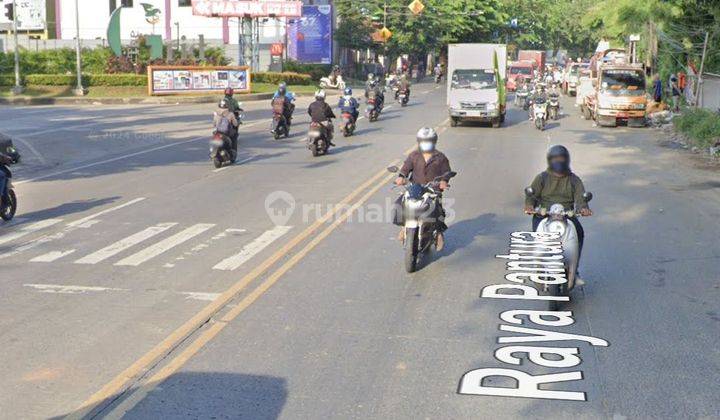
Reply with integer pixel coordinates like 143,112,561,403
652,74,663,104
669,74,680,112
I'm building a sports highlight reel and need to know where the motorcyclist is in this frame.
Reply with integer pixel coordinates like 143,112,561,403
329,65,341,85
393,127,453,251
272,82,295,126
529,83,548,120
338,87,359,123
308,89,336,145
365,76,385,111
213,98,239,155
524,145,592,281
434,63,443,80
223,87,240,116
398,74,412,101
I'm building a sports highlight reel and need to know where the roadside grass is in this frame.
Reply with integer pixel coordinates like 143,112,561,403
0,83,318,98
674,108,720,148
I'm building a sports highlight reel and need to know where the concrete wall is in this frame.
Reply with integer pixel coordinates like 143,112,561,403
700,73,720,112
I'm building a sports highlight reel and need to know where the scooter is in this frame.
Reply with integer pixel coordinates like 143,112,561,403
524,187,593,310
434,73,442,84
366,93,381,122
209,131,237,169
533,99,548,131
271,112,290,140
388,166,457,273
0,163,17,221
307,122,331,157
319,75,346,91
397,88,409,107
340,112,356,137
515,87,529,108
548,93,560,120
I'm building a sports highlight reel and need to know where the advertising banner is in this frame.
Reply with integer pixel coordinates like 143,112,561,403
287,5,333,65
148,66,251,96
0,0,46,31
191,0,302,17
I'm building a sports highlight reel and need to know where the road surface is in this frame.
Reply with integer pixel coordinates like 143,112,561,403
1,84,718,419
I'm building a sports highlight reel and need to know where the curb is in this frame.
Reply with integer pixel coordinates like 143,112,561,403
0,91,331,106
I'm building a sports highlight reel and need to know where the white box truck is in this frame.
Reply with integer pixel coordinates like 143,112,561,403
447,43,507,127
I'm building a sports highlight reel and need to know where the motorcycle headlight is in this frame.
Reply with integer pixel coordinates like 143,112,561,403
405,199,425,210
547,220,566,235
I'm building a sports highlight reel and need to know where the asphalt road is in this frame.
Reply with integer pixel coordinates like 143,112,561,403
1,84,719,419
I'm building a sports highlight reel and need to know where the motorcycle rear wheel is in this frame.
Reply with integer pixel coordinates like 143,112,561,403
404,227,419,273
1,189,17,221
213,157,223,169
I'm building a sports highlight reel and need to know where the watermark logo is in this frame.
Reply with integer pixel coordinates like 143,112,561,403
265,191,296,226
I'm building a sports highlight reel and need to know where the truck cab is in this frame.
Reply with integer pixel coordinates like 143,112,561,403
447,43,507,128
563,62,589,96
506,61,534,92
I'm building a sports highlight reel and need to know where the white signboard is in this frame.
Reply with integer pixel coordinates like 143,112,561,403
0,0,46,31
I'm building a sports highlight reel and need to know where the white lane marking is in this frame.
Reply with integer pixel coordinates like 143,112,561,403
115,223,215,266
30,249,76,262
23,284,128,294
180,292,221,302
0,219,63,246
213,225,293,271
16,119,272,185
10,136,47,165
74,223,178,265
67,197,146,228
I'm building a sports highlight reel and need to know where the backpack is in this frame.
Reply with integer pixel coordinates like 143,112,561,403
216,115,233,135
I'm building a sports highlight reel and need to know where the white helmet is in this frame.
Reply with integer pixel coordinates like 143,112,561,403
314,89,326,100
416,127,438,144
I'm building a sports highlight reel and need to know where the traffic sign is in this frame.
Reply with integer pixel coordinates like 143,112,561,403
408,0,424,15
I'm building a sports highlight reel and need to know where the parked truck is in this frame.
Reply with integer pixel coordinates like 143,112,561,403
518,50,546,75
580,49,646,127
447,43,507,128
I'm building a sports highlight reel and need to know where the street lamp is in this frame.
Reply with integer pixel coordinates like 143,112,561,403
73,0,85,95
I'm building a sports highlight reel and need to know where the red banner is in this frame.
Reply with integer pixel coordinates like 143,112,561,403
192,0,303,17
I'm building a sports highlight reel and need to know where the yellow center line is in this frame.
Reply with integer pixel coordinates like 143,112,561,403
69,115,449,420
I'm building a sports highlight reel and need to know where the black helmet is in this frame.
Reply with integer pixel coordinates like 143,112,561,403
547,145,571,172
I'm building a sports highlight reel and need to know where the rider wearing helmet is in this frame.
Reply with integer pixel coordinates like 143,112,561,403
308,89,336,144
365,74,385,111
394,127,453,250
223,87,240,115
272,82,296,126
213,98,240,154
338,87,359,123
524,145,592,275
529,83,548,120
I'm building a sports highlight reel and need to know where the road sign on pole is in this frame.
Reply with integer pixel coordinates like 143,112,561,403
408,0,424,15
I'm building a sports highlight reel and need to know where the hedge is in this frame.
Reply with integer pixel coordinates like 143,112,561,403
251,71,313,85
2,71,312,88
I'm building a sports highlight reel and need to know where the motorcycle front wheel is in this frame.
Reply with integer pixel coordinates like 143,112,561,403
404,227,419,273
213,156,223,168
1,189,16,221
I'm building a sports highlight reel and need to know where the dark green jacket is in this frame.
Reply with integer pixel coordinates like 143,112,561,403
526,170,588,211
224,95,240,113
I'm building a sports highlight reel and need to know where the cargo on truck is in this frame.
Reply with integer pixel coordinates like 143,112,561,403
447,43,507,128
518,50,546,74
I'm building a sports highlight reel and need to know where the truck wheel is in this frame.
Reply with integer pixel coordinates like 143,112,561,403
492,118,501,128
450,117,459,127
500,113,506,123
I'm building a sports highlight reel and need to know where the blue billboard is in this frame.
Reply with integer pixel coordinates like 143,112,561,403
287,5,333,64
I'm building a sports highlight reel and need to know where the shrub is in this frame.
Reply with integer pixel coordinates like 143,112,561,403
283,61,331,81
674,108,720,148
0,74,21,86
24,73,147,87
251,71,313,85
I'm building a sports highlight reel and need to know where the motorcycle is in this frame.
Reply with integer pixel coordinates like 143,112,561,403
532,99,548,131
340,111,356,137
271,97,293,140
209,131,237,169
0,163,16,221
366,92,381,122
319,75,346,91
388,166,457,273
434,73,442,84
524,187,593,310
307,122,331,157
548,93,560,120
515,87,529,108
397,88,409,107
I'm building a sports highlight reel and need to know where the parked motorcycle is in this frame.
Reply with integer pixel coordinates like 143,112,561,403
319,75,346,91
533,99,548,131
397,88,409,107
307,122,331,157
524,187,593,310
340,112,356,137
1,163,17,221
548,93,560,120
388,166,457,273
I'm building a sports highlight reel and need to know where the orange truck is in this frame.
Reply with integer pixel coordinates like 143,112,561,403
580,49,646,128
506,60,534,92
518,50,545,75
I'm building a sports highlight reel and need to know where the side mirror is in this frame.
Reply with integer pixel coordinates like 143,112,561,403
583,192,593,202
447,171,458,179
387,166,399,173
524,187,535,197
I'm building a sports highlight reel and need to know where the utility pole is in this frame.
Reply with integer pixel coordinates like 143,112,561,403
73,0,84,95
695,31,709,108
11,0,22,94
